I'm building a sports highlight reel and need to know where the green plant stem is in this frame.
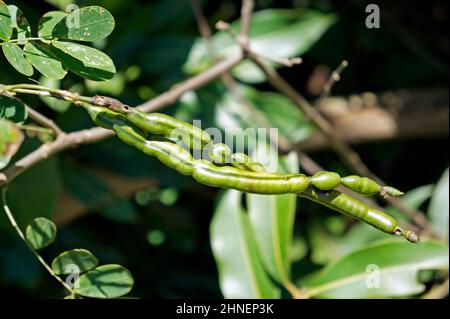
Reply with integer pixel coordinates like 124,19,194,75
1,187,75,295
0,37,47,45
16,123,54,135
3,84,92,104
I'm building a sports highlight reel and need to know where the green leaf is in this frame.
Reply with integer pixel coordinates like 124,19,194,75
7,5,31,45
428,168,449,239
23,42,67,79
74,264,134,298
0,0,12,41
52,249,99,275
210,190,280,298
25,217,57,250
50,40,115,81
0,118,24,169
38,11,67,39
52,6,115,42
217,84,313,144
300,239,449,298
2,42,34,76
246,151,298,285
0,95,28,123
185,9,337,83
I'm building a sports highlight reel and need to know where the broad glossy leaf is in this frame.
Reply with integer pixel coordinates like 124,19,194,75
2,42,34,76
53,6,114,42
210,190,280,298
428,168,449,239
51,41,115,81
0,118,23,169
52,249,99,275
74,264,134,298
246,151,298,285
38,11,67,39
0,1,12,41
185,9,336,83
300,239,449,298
0,95,28,123
7,5,31,45
25,217,57,250
216,84,313,144
24,42,67,79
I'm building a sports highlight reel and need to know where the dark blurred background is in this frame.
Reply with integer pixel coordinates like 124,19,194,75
0,0,448,298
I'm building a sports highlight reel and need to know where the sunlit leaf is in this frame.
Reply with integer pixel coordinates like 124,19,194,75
53,6,115,42
38,11,67,39
210,190,280,298
185,9,337,83
74,264,134,298
0,0,12,41
2,42,34,76
7,5,31,45
217,84,313,144
300,239,449,298
428,168,449,240
50,40,115,81
24,42,67,79
52,249,99,275
246,151,298,286
25,217,57,250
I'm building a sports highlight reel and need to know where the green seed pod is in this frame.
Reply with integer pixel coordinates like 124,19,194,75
125,108,212,150
231,153,266,173
82,103,148,138
299,187,419,243
310,171,341,190
340,175,382,196
209,143,232,164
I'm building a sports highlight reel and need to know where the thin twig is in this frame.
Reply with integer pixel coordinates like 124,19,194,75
319,60,348,101
1,188,74,294
26,106,64,136
0,52,245,187
422,278,449,299
239,0,254,44
243,51,433,232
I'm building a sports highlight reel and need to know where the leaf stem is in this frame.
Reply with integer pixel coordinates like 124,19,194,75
1,187,75,295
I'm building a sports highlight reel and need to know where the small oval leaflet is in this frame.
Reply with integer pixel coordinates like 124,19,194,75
50,41,116,81
23,43,67,80
25,217,57,250
73,264,134,298
51,249,99,275
52,6,115,42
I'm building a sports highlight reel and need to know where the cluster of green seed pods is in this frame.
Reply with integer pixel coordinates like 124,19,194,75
82,100,419,243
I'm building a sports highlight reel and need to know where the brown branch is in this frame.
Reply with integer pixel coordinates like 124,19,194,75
0,52,244,187
422,278,449,299
239,0,254,43
26,105,64,136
